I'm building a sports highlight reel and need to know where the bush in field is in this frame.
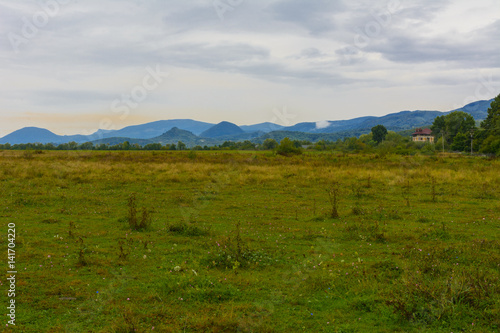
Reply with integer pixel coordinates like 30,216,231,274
276,137,302,156
328,183,340,218
127,193,151,230
387,248,500,325
262,138,278,150
167,221,208,236
202,222,275,270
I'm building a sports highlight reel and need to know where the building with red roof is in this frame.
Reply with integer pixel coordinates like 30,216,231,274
412,128,434,143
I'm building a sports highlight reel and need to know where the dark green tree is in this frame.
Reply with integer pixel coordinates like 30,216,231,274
57,143,69,150
478,94,500,154
276,137,302,156
451,132,469,152
79,142,94,150
446,111,475,137
431,111,475,148
68,141,78,150
221,141,236,149
177,141,186,151
314,140,327,150
262,138,278,150
44,143,56,150
240,140,256,150
345,137,366,152
371,125,388,144
122,141,131,150
430,115,446,141
143,143,163,150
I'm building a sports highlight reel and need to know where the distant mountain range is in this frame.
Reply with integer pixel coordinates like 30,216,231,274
0,99,493,146
201,121,245,138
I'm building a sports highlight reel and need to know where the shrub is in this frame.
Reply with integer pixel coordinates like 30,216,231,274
276,137,302,156
202,223,275,269
167,221,208,236
328,182,340,218
126,193,152,230
262,138,278,150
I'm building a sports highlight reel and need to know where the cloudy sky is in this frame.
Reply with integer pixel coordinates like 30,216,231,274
0,0,499,136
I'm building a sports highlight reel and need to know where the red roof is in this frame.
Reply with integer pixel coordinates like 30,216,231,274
412,128,432,136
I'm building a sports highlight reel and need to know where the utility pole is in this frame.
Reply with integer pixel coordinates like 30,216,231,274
470,129,474,154
442,132,445,153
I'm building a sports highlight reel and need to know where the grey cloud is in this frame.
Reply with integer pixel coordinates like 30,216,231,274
427,76,469,86
268,0,346,34
237,62,352,87
1,0,499,124
164,43,270,69
392,1,452,23
367,19,500,67
162,43,350,86
299,47,324,58
335,46,366,66
162,4,221,34
22,90,115,106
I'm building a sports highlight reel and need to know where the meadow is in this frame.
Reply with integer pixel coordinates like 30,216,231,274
0,150,499,332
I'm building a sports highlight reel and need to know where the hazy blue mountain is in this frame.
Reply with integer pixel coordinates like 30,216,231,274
451,99,492,120
91,128,220,148
147,129,265,147
90,119,215,140
153,127,198,142
283,99,493,134
90,137,153,146
151,127,218,146
240,122,284,133
282,112,435,134
0,98,493,145
88,129,115,139
283,116,375,133
352,110,443,132
0,127,88,144
210,131,265,142
201,121,245,138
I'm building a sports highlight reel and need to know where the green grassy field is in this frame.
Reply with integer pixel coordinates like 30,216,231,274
1,150,499,332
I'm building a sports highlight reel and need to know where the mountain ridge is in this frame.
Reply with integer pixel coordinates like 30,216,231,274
201,121,245,138
0,98,493,145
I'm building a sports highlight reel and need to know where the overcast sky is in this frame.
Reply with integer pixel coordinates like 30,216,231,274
1,0,499,136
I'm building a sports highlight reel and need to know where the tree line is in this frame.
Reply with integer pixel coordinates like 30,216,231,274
429,93,499,155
